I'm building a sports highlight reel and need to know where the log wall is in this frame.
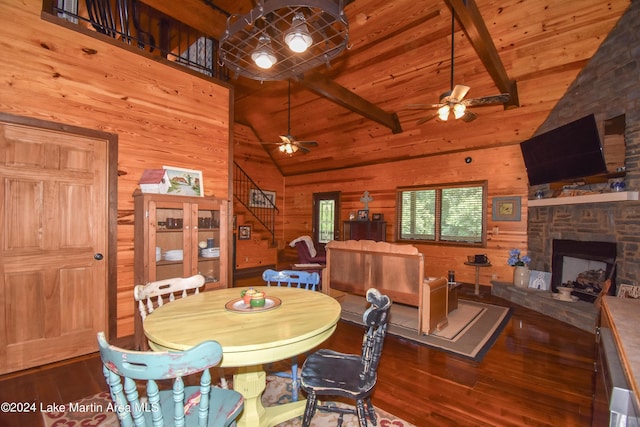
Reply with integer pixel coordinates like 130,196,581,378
284,144,529,286
0,0,232,337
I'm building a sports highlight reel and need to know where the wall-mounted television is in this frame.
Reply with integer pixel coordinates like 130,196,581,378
520,114,608,185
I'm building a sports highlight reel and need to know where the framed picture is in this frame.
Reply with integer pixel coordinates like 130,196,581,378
528,270,551,291
249,189,276,208
238,225,251,240
492,196,521,221
357,209,369,221
162,166,203,197
617,283,640,298
372,213,384,221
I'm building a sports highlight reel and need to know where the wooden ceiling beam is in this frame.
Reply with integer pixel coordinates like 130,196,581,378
297,72,403,134
446,0,519,109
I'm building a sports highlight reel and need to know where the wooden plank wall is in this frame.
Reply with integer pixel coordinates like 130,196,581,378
234,123,529,286
0,0,232,338
284,145,529,287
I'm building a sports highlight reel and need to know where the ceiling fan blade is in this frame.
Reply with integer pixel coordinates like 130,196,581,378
463,93,510,107
461,111,478,122
279,135,293,143
450,84,470,102
406,103,444,110
416,113,438,125
296,140,318,147
298,145,311,154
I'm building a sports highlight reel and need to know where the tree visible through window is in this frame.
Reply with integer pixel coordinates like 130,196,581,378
397,182,486,245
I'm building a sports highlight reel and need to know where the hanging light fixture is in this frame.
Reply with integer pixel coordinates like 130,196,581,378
279,142,299,154
219,1,349,81
438,105,450,121
284,12,313,53
251,35,277,69
453,103,466,119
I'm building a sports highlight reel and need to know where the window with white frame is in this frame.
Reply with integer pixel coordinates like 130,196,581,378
397,181,487,245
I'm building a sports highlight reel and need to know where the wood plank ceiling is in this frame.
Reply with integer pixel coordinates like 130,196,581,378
146,0,630,176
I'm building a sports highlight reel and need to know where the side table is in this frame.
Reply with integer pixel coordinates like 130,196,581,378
464,262,492,295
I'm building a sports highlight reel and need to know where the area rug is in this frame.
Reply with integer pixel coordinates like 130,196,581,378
340,293,512,362
42,374,414,427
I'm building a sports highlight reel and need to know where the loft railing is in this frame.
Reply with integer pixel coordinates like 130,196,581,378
47,0,229,81
233,162,277,246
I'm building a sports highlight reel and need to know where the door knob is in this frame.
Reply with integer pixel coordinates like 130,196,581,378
94,253,104,260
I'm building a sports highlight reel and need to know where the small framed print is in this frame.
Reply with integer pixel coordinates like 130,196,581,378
492,196,521,221
357,209,369,221
528,270,551,291
617,283,640,298
372,213,384,221
238,225,251,240
163,166,204,197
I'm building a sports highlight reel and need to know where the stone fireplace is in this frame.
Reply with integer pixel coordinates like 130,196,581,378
492,3,640,333
550,239,617,301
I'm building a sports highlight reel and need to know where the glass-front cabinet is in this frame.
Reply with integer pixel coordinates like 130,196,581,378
133,190,228,290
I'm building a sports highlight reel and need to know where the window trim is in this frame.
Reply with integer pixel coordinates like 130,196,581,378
396,181,488,247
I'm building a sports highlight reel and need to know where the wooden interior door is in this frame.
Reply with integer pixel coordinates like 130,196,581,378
0,117,110,374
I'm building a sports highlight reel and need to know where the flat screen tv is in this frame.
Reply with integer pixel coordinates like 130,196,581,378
520,114,608,185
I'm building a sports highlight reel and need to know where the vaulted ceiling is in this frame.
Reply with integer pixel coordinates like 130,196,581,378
146,0,630,176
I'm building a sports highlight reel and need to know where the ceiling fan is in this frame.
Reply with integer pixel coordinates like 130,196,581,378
261,80,318,155
408,13,510,124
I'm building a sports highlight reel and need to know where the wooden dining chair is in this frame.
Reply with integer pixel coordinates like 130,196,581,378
97,331,243,427
134,275,227,389
133,274,205,350
299,288,392,427
262,269,320,291
261,269,320,401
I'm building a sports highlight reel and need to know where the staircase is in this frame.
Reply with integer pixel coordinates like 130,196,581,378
234,210,278,271
233,162,279,273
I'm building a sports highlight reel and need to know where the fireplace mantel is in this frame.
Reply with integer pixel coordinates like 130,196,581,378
528,191,639,207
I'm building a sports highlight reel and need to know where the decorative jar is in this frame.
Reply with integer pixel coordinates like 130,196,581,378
513,266,531,288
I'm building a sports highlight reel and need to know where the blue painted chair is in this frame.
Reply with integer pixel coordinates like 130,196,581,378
261,269,320,401
300,288,392,427
97,332,243,427
262,269,320,291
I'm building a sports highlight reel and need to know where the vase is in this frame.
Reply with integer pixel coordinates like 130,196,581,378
513,266,530,288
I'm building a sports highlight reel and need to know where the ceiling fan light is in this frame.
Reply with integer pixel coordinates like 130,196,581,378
438,105,450,121
453,103,466,119
251,36,277,69
284,13,313,53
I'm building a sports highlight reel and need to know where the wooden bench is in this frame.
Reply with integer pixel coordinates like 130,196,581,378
322,240,448,334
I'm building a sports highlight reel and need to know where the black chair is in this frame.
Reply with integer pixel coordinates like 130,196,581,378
299,288,392,427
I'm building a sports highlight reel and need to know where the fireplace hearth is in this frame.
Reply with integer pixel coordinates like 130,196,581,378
551,239,617,302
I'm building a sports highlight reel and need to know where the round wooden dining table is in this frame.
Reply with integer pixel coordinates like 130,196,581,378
143,286,342,427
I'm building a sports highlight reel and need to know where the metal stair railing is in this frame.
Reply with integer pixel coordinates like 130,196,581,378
233,162,277,246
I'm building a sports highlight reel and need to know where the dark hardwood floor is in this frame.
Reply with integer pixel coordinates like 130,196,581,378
0,284,596,426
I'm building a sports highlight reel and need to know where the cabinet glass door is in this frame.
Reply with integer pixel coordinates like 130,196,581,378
153,205,188,280
196,207,221,283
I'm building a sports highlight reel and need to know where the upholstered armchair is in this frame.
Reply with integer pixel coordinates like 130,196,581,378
291,236,326,264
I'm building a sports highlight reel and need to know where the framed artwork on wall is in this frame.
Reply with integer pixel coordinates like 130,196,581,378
249,189,276,208
238,225,251,240
492,196,521,221
163,166,203,197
